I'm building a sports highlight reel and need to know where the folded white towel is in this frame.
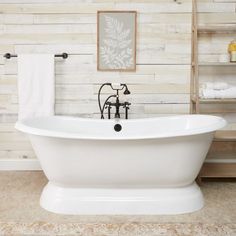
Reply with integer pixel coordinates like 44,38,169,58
201,87,236,99
200,88,216,99
17,54,55,121
202,82,229,90
222,87,236,98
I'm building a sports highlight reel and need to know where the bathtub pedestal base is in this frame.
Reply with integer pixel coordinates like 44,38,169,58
40,182,204,215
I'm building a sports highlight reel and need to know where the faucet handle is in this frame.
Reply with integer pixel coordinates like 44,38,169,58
123,102,131,120
123,102,131,108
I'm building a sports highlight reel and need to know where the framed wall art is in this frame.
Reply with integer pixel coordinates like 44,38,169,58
97,11,137,71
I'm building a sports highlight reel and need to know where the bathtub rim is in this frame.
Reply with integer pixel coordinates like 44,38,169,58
15,115,227,140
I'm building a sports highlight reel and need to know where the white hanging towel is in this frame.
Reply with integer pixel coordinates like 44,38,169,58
17,54,55,121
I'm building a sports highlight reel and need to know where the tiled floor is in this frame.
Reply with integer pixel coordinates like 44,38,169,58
0,171,235,236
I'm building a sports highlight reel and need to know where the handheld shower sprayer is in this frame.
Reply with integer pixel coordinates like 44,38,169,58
110,83,131,95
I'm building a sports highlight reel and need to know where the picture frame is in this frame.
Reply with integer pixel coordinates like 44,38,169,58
97,11,137,72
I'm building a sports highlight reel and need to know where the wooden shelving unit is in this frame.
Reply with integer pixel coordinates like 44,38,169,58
199,98,236,104
190,0,236,124
191,0,236,179
198,62,236,66
214,130,236,141
199,163,236,178
198,25,236,34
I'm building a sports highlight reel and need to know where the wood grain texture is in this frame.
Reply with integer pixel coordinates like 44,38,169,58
0,0,235,161
199,163,236,178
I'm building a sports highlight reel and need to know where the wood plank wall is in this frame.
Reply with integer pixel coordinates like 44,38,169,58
0,0,235,161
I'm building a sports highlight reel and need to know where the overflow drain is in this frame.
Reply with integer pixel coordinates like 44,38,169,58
114,124,122,132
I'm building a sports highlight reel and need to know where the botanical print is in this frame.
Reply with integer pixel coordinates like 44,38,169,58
100,16,133,69
97,11,136,71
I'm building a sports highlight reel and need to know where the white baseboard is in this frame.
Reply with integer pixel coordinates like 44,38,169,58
0,159,41,171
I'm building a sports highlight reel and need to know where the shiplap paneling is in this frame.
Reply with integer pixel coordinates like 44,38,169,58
0,0,235,164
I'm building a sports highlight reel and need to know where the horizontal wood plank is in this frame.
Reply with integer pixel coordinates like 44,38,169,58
0,0,236,166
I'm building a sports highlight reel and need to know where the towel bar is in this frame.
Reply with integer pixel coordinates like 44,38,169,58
3,53,68,59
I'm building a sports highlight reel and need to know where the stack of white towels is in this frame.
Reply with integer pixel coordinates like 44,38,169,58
200,82,236,99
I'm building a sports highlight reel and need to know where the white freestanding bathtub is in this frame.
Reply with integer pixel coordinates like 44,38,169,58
15,115,226,215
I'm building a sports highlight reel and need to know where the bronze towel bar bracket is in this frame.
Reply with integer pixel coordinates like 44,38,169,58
3,53,68,59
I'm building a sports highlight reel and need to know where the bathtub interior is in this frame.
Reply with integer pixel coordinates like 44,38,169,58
16,115,226,140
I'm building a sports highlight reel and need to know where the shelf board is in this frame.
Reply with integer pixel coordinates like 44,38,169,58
199,98,236,103
198,25,236,34
199,163,236,178
214,130,236,141
206,153,236,162
198,62,236,66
